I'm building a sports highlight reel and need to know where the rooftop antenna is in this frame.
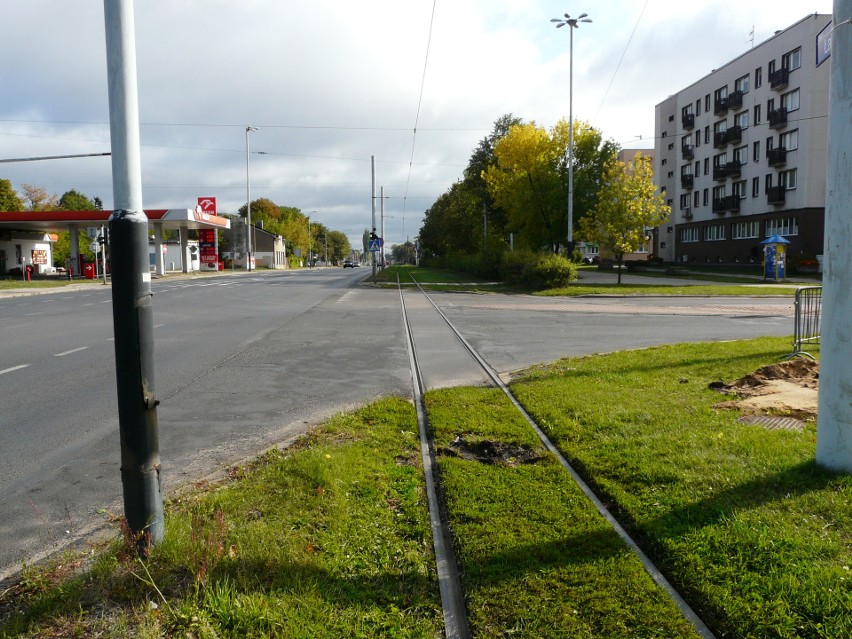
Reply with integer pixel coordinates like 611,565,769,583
748,25,755,48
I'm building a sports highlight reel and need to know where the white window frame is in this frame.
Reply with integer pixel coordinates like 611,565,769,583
732,221,759,239
766,217,799,237
734,110,749,129
680,227,700,243
781,89,800,112
779,168,797,190
704,225,726,241
782,47,801,71
780,129,798,151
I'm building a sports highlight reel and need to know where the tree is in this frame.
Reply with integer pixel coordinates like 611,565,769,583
326,230,350,265
578,154,671,283
0,179,24,211
21,184,58,211
59,189,96,210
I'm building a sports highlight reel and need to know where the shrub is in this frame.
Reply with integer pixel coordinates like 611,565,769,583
500,250,577,289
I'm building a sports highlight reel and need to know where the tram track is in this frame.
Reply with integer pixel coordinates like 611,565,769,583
397,275,717,639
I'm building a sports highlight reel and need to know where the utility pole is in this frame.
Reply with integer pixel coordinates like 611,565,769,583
380,186,385,268
816,3,852,472
371,155,377,278
103,0,164,548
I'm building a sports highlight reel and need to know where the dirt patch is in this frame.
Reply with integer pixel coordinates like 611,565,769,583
440,436,544,466
710,359,819,422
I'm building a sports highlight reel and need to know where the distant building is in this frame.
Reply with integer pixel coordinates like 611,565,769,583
653,13,831,265
222,218,289,269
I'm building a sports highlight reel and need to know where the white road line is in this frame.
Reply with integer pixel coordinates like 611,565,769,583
54,347,89,357
100,300,112,304
153,323,165,329
24,312,42,316
0,364,30,376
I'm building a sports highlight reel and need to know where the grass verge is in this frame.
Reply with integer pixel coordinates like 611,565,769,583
0,399,442,638
510,337,849,639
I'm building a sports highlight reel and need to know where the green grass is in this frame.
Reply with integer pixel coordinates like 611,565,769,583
0,279,85,291
511,338,850,639
425,387,701,638
0,399,442,638
3,339,847,639
537,283,798,296
374,265,495,286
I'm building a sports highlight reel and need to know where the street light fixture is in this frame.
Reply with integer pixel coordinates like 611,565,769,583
245,126,259,270
551,12,592,256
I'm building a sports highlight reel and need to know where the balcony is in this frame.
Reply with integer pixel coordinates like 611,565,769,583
681,208,693,219
713,131,728,148
681,174,694,189
724,160,742,178
726,125,743,144
712,195,741,213
682,113,695,130
727,91,744,110
769,108,788,129
767,147,787,167
713,165,728,181
767,185,786,205
681,144,695,160
714,97,729,115
769,68,789,90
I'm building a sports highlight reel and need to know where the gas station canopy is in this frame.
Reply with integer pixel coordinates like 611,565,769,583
0,209,231,233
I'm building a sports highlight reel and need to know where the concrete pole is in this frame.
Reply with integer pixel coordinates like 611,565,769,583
103,0,164,547
816,2,852,472
69,226,79,276
153,223,165,276
371,155,377,278
567,24,574,256
380,186,385,268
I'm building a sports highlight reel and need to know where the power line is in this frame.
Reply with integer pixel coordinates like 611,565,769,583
595,0,649,121
403,0,438,217
0,152,110,163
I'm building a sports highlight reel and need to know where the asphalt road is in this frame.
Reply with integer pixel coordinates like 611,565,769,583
0,269,796,579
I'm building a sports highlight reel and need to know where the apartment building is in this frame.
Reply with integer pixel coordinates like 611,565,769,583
653,13,832,265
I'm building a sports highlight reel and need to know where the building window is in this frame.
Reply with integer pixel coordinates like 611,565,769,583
662,158,668,165
696,99,701,115
704,126,710,144
780,129,798,151
754,104,761,125
668,142,675,150
781,89,800,112
733,146,748,165
669,114,675,122
734,110,749,129
752,176,760,197
753,141,760,162
779,168,797,189
766,136,774,151
755,66,763,88
694,161,700,175
704,224,726,241
733,180,747,199
681,105,693,118
713,185,726,200
695,130,701,147
680,193,691,209
735,74,750,93
703,188,709,206
782,47,801,71
668,170,674,178
732,221,760,239
713,152,727,169
681,227,700,243
662,131,668,138
766,217,798,236
705,94,711,111
765,173,773,192
704,158,710,175
694,191,700,207
769,59,776,75
713,120,727,136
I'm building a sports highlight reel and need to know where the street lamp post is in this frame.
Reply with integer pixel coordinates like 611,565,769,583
551,12,592,256
245,125,258,270
309,210,317,268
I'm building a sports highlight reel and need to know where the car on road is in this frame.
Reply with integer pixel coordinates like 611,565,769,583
343,259,361,268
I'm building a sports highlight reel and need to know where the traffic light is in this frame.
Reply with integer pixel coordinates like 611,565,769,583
370,231,378,241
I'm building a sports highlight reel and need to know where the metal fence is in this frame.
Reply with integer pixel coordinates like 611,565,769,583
791,286,822,359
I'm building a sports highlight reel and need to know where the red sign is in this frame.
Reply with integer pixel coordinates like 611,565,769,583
198,229,218,268
197,197,217,215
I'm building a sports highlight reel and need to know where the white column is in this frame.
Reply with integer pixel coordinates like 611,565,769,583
816,1,852,472
153,224,165,276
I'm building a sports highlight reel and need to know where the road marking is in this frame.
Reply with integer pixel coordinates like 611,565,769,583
153,323,166,329
100,299,112,304
54,347,89,357
0,364,29,376
24,312,43,316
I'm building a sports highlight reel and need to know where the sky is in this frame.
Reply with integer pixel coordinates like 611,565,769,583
0,0,835,249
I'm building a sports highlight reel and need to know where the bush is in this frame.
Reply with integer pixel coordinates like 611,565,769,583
500,250,578,289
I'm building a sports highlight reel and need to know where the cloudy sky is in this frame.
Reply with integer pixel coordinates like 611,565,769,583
0,0,834,248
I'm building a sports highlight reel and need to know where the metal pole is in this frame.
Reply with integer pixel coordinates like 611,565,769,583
103,0,163,548
371,155,377,278
567,24,574,256
380,186,385,268
245,126,257,271
816,3,852,472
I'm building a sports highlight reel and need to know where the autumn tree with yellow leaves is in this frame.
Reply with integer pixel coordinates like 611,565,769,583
578,153,671,284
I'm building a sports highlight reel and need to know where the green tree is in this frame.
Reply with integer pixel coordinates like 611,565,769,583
59,189,96,210
326,230,350,265
21,184,58,211
578,154,671,284
0,179,24,211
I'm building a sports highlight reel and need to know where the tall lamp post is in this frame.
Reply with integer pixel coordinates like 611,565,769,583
551,12,592,256
245,125,258,270
309,210,317,268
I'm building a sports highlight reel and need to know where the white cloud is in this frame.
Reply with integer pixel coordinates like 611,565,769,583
0,0,833,246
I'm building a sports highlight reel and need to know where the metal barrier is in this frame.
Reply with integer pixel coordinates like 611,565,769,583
791,286,822,359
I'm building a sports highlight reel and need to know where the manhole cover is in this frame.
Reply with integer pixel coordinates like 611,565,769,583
737,415,805,431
